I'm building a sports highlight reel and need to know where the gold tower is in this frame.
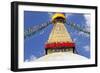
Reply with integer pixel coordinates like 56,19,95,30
45,13,75,54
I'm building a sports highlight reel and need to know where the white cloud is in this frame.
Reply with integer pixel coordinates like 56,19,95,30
25,55,37,62
84,14,91,32
84,45,90,51
78,31,89,37
78,14,91,37
76,14,90,37
84,14,91,26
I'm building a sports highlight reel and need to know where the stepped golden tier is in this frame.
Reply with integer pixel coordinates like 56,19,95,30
45,13,75,54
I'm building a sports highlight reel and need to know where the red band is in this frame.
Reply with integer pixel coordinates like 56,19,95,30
45,42,75,49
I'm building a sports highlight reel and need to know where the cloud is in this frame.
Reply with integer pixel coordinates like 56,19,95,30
78,31,90,37
84,14,91,26
77,14,91,37
84,14,91,32
25,55,37,62
84,45,90,52
77,14,90,37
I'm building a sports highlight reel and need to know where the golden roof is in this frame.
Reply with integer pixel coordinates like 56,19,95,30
52,13,66,21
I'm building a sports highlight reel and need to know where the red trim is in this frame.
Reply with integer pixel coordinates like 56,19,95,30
45,42,75,49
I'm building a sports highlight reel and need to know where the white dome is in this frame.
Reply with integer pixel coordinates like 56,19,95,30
35,52,88,61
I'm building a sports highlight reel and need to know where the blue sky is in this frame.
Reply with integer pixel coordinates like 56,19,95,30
24,11,90,62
